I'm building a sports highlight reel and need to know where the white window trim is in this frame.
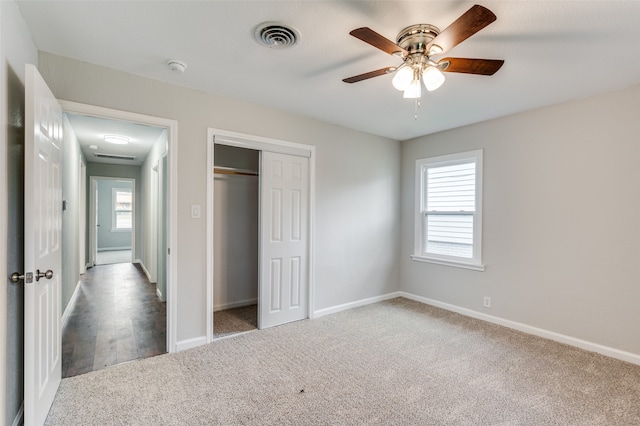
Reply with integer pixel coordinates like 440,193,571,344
412,150,485,271
111,187,132,232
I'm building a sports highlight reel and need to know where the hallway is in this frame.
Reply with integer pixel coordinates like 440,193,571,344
62,263,166,378
95,249,132,265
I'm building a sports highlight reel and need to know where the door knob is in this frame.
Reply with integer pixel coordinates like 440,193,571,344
35,269,54,281
9,271,33,283
10,269,53,283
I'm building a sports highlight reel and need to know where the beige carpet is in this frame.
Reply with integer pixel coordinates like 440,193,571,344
45,298,640,425
213,304,257,338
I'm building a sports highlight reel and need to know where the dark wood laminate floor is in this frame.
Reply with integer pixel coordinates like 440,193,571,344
62,263,166,378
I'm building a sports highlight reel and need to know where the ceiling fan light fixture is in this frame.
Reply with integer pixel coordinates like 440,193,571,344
403,79,422,99
423,66,445,91
392,66,413,91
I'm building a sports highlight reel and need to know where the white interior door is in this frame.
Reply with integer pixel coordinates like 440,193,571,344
259,151,309,329
24,64,62,425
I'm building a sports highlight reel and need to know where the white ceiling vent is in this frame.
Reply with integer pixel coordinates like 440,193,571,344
254,22,299,49
94,153,137,161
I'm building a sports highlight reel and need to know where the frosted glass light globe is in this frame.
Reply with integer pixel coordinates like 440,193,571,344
403,79,422,99
392,66,413,91
423,66,445,91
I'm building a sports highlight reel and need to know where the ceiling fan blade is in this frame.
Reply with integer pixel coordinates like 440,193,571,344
439,58,504,75
343,67,396,83
427,5,497,55
350,27,407,56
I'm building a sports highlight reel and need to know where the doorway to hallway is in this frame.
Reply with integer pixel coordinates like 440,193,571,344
59,102,177,380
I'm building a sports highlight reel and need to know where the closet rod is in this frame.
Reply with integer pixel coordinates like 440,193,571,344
213,166,258,177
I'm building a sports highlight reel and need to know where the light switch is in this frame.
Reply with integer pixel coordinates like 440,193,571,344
191,204,201,219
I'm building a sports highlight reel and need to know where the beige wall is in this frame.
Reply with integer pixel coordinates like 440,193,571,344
38,52,401,346
140,130,168,287
401,84,640,356
61,116,85,310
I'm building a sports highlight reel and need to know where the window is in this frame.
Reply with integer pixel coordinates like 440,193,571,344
412,150,484,271
112,188,132,231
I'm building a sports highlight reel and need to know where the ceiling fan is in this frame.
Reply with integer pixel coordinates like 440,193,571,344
342,4,504,99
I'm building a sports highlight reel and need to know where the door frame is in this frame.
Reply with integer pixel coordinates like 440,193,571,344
60,100,179,352
206,128,316,341
79,159,87,274
89,176,136,265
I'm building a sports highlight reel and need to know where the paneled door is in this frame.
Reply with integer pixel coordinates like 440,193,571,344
24,64,63,426
259,152,309,328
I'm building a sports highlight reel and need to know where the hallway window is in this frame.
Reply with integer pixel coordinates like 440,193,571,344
112,188,132,230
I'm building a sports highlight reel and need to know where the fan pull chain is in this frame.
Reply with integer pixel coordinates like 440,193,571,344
414,97,422,120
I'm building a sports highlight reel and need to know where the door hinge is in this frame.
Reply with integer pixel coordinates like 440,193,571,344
167,248,170,255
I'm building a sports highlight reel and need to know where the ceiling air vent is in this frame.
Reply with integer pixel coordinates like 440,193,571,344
254,22,299,49
94,153,137,161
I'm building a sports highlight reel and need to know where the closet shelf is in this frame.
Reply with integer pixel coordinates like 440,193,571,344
214,166,258,177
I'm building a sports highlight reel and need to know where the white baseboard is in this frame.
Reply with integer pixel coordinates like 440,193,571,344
313,291,403,318
398,291,640,367
214,298,257,312
176,336,208,352
156,287,165,302
135,259,153,282
97,246,131,252
61,280,82,330
12,402,23,426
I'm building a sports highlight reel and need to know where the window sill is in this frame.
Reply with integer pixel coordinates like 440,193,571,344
410,255,485,272
110,228,132,233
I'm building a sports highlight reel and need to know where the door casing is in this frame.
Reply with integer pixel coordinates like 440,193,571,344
206,128,316,341
89,176,135,265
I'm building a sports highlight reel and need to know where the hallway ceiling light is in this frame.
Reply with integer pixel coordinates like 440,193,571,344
104,135,130,145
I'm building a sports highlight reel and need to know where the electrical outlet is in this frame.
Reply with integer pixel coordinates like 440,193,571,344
483,296,492,308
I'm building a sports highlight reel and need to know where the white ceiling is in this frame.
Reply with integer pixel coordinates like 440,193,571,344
17,1,640,141
66,113,165,166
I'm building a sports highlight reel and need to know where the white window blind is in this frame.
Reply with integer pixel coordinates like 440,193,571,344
425,162,475,258
112,189,132,230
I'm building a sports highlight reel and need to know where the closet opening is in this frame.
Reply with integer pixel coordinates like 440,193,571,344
213,145,259,337
208,128,315,342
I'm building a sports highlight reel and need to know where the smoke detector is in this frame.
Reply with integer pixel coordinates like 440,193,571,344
166,59,187,73
254,22,299,49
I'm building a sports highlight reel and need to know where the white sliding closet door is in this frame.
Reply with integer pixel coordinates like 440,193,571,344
259,151,309,329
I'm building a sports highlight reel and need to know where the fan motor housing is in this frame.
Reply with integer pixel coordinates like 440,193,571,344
396,24,440,55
